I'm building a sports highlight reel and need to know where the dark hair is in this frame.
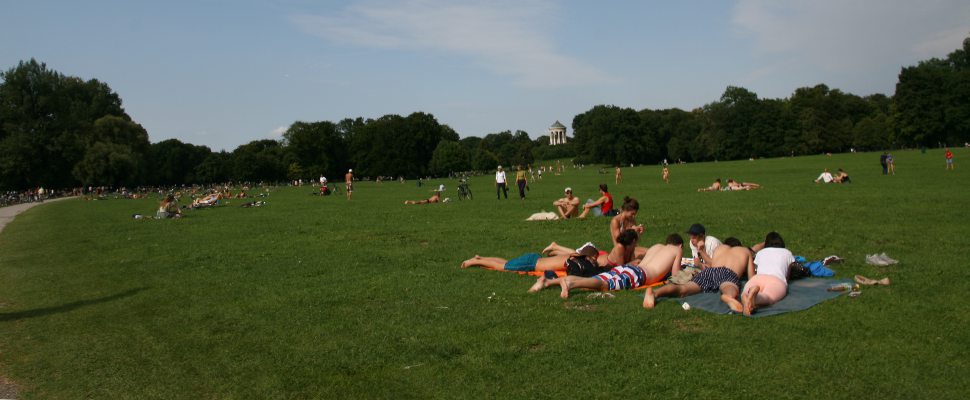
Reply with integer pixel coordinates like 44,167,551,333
764,232,786,248
599,183,608,193
715,178,721,183
665,233,684,245
617,229,638,246
621,196,639,212
723,237,742,247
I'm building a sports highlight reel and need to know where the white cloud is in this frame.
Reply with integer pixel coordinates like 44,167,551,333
268,126,287,139
290,0,614,88
732,0,970,91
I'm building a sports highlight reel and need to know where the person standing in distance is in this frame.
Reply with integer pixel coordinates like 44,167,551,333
945,148,955,171
495,165,508,200
515,166,528,200
345,169,354,200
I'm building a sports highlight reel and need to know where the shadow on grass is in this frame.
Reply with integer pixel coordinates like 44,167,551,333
0,287,148,322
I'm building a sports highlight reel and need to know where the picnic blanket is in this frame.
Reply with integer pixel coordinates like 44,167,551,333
671,278,852,318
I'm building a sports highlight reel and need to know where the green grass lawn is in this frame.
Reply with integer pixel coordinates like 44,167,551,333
1,149,968,398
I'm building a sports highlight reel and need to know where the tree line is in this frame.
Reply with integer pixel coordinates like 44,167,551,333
1,36,968,189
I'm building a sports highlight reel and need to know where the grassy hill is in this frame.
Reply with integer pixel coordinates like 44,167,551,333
0,148,967,398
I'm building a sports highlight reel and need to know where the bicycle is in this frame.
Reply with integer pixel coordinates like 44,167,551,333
457,179,472,200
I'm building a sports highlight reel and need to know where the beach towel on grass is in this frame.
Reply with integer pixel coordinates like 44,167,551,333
671,278,852,318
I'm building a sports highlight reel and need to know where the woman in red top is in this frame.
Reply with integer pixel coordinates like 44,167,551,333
579,184,618,218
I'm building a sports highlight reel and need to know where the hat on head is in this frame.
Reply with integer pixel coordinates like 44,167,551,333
497,165,503,169
686,223,706,236
576,242,599,258
349,169,353,172
564,187,572,193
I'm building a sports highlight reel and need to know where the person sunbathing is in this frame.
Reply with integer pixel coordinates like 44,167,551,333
833,168,851,183
698,178,722,192
553,187,580,219
191,193,222,208
742,232,794,316
529,233,683,299
644,237,752,311
725,179,761,190
540,230,640,268
404,191,441,205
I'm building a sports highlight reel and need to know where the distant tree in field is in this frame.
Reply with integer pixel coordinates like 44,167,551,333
430,140,470,175
895,35,970,147
0,59,129,189
149,138,212,185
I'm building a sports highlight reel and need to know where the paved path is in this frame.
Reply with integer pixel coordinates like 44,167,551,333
0,197,76,235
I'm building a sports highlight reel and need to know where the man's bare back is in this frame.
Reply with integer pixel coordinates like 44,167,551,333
709,245,752,279
637,244,681,282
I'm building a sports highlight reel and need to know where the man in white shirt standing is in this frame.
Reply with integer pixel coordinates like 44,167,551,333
495,166,508,200
687,223,721,268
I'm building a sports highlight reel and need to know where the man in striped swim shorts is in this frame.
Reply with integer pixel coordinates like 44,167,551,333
644,237,753,312
528,234,684,299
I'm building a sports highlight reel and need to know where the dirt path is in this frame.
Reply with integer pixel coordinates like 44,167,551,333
0,197,75,235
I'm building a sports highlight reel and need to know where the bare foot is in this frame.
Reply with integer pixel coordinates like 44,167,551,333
460,255,481,269
721,294,742,313
877,277,891,286
742,286,758,316
528,277,546,293
541,242,557,256
643,287,656,309
559,278,572,299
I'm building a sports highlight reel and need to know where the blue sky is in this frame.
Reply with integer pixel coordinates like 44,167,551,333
2,0,968,151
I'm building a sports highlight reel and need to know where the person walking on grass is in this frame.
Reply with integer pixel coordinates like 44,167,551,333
345,169,354,200
886,153,895,175
880,152,889,175
615,166,622,184
495,166,508,199
515,166,528,200
643,237,751,312
945,148,955,170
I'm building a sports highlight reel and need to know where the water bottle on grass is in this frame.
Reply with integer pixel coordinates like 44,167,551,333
827,283,854,292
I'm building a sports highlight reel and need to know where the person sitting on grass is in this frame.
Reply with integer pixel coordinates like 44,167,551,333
156,194,182,219
815,168,834,183
610,197,645,243
578,183,617,218
529,233,683,298
742,232,794,316
833,168,851,183
643,237,752,312
404,190,441,205
698,178,722,192
553,187,580,219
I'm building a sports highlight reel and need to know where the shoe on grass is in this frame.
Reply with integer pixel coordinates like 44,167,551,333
877,253,898,265
866,254,889,266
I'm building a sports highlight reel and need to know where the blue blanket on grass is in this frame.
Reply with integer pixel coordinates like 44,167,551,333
672,278,852,318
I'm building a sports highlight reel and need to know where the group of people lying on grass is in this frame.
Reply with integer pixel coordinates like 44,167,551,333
552,183,620,219
461,210,797,316
697,178,762,192
814,168,851,183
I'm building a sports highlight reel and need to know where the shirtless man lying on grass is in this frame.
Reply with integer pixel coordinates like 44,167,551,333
529,233,683,298
643,237,753,312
